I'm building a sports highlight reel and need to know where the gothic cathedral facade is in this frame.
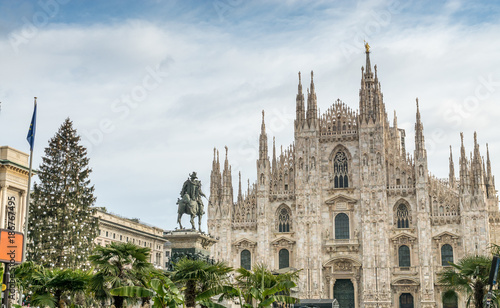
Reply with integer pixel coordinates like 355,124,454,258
207,49,500,308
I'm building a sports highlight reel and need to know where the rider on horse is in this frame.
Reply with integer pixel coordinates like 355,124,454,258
177,172,206,230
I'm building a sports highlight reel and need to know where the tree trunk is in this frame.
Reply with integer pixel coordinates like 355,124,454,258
114,296,124,308
185,280,196,308
474,280,484,308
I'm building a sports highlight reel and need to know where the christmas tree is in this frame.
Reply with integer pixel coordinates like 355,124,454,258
27,118,98,269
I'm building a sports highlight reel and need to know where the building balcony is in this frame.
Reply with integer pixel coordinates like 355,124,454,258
392,266,418,276
324,238,360,253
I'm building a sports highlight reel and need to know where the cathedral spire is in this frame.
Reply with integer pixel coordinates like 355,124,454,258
237,171,243,204
259,110,268,163
486,143,496,197
222,145,233,203
296,71,305,128
272,137,277,175
393,110,398,128
306,70,317,127
365,41,372,75
487,144,492,180
359,43,385,124
472,132,485,195
414,98,426,159
449,146,455,188
459,132,470,194
210,147,222,210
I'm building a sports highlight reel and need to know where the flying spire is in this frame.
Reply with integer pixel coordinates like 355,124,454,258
459,132,469,194
306,70,317,126
272,136,277,175
364,41,372,75
487,143,492,181
237,171,243,203
296,71,305,128
359,42,386,124
486,143,496,197
259,110,268,162
449,146,455,188
224,145,229,171
414,98,426,159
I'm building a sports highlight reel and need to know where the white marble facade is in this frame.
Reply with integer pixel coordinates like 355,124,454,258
207,49,500,308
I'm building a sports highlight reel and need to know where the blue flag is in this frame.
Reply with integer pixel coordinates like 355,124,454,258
27,100,37,151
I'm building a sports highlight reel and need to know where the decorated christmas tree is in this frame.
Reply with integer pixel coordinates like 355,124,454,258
27,118,98,269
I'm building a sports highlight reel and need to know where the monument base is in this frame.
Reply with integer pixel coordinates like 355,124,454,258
164,229,218,263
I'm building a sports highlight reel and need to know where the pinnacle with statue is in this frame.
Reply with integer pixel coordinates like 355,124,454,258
176,171,206,231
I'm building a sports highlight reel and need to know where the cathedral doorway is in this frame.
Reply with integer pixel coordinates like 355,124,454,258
399,293,414,308
333,279,354,308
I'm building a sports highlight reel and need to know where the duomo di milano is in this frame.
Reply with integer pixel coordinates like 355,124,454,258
207,46,500,308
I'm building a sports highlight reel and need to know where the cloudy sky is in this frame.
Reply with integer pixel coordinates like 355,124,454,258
1,0,499,230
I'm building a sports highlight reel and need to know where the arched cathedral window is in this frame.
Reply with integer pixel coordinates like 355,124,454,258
278,207,291,232
334,151,349,188
241,249,251,270
399,245,411,267
279,249,289,269
441,244,454,266
442,290,458,308
396,204,410,228
335,213,349,239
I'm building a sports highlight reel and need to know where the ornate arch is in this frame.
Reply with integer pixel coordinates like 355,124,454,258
275,204,292,232
393,198,413,228
329,145,352,189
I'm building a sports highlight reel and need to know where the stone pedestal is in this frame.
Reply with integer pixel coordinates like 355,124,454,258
164,229,218,262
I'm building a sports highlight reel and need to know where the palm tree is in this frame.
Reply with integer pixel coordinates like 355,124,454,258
170,258,232,308
234,264,299,307
198,264,299,308
89,242,154,308
438,255,498,308
111,277,184,308
14,261,91,308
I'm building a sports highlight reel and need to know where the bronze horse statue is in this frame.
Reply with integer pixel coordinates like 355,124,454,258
176,193,204,231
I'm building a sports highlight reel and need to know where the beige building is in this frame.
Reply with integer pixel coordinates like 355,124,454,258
207,49,500,308
0,146,30,233
94,210,168,269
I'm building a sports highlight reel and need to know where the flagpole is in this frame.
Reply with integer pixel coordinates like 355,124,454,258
22,149,33,262
17,98,36,307
22,97,36,263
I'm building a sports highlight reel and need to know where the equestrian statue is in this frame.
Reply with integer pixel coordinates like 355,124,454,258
177,172,206,231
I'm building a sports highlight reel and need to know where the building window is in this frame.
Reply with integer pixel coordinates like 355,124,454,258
441,244,454,266
334,151,348,188
99,230,101,235
396,204,410,228
442,290,458,308
166,251,170,257
335,213,349,239
278,207,291,232
399,293,414,308
279,249,289,269
106,231,108,237
113,233,116,239
241,249,251,270
399,245,411,267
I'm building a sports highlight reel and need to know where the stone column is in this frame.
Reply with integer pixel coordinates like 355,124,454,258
330,277,336,299
0,185,7,229
351,278,358,308
16,191,25,232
